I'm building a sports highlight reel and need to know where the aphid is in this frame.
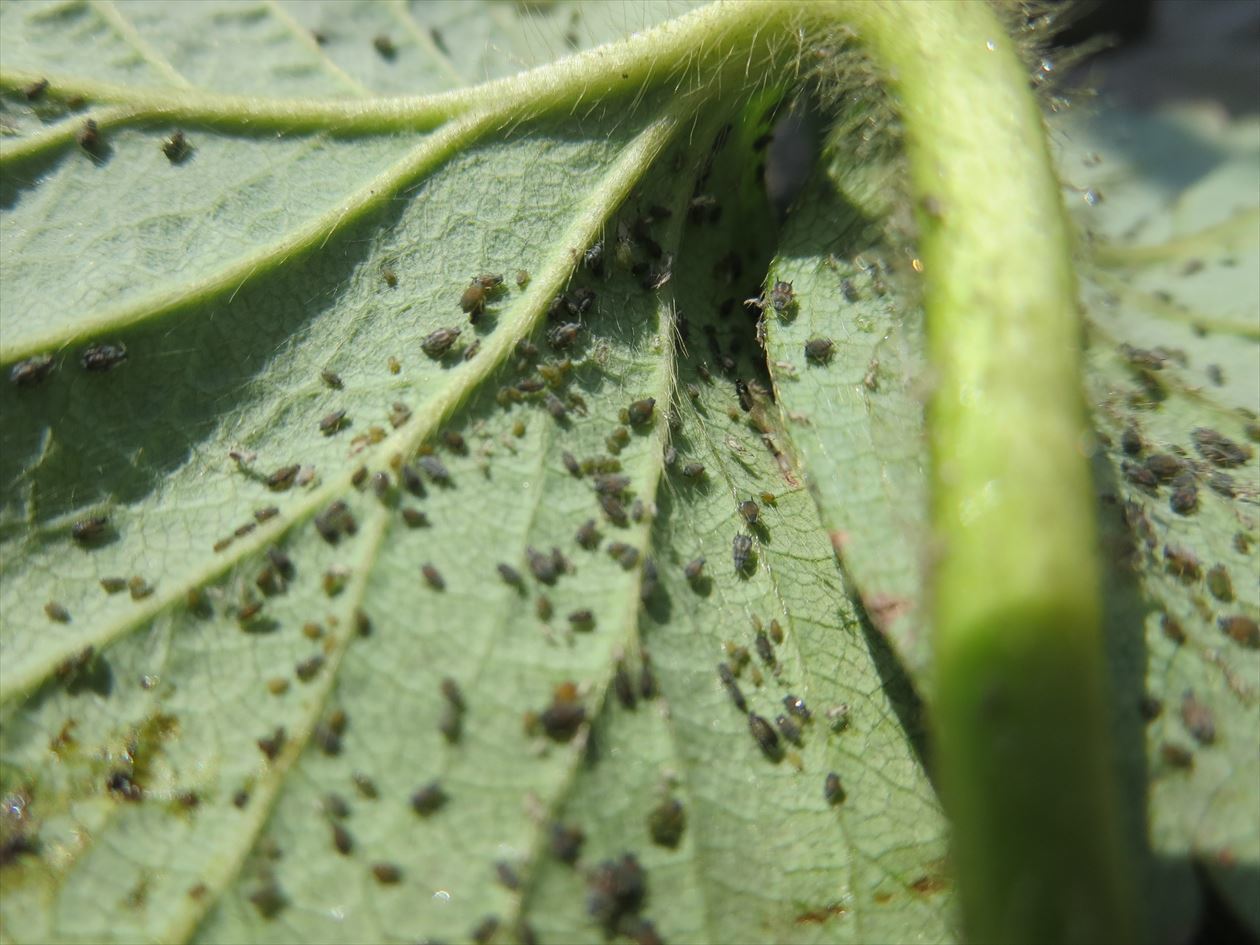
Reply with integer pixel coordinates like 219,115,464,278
314,500,352,543
681,462,705,480
71,515,111,545
536,596,553,620
1163,544,1201,581
1169,477,1198,515
549,822,585,864
369,471,392,501
439,703,462,743
717,663,747,711
1160,742,1194,769
410,781,447,816
748,713,782,761
10,354,55,388
162,130,189,163
331,822,353,855
267,464,300,492
1207,471,1237,498
497,562,524,588
295,464,317,487
254,506,280,525
1143,453,1181,481
1122,462,1158,491
754,632,774,667
600,493,628,526
320,369,343,389
422,563,445,590
526,546,558,584
539,683,585,741
548,322,581,350
248,881,286,919
77,119,101,153
1180,691,1216,745
318,409,347,435
562,451,581,477
1119,425,1143,455
769,618,783,644
775,714,802,745
640,557,658,601
352,772,379,799
1219,615,1259,648
471,916,501,945
323,565,351,596
734,378,753,411
826,703,852,731
613,661,636,709
324,793,350,819
627,398,656,426
738,499,759,525
400,507,429,529
607,542,639,569
1161,614,1186,645
418,454,451,484
386,355,401,375
80,342,128,372
1191,427,1252,467
805,337,835,363
45,601,71,623
639,653,659,699
422,327,461,358
515,270,531,288
494,860,522,891
23,77,49,99
371,862,402,885
684,557,705,581
460,282,487,318
545,392,568,421
824,772,846,805
575,519,600,549
568,609,595,631
257,727,287,761
372,34,396,58
732,534,754,574
100,576,127,594
551,546,573,575
295,655,324,683
647,798,686,848
266,677,289,695
783,694,811,721
594,474,631,495
128,576,154,600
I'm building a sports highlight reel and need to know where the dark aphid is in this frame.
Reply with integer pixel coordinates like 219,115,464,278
422,327,461,358
576,518,600,549
738,499,759,525
238,598,264,623
775,714,802,745
1143,453,1182,482
639,556,658,601
1219,615,1259,649
607,542,639,569
613,661,636,709
440,677,466,713
77,119,101,153
1161,614,1186,645
314,500,353,543
805,337,835,363
515,270,531,288
735,378,753,411
235,521,257,539
549,822,585,864
331,822,353,856
460,281,487,318
257,727,286,761
100,576,127,594
1206,565,1233,602
1163,544,1202,581
319,409,347,435
399,463,425,496
422,563,445,590
647,798,686,848
627,398,656,426
324,793,350,819
536,596,553,620
1169,476,1199,515
754,632,774,666
1120,426,1143,455
106,768,143,801
248,881,287,919
600,493,628,526
563,451,582,477
349,466,368,490
639,653,659,699
569,609,595,631
72,515,111,545
254,506,280,524
267,464,300,492
128,575,154,600
594,474,631,495
401,507,429,528
162,130,189,163
583,240,605,275
371,862,402,885
1207,471,1237,498
45,601,71,623
439,703,462,743
540,682,586,742
769,280,796,313
372,34,396,58
497,563,524,588
544,392,568,421
371,471,392,500
748,713,782,761
418,454,451,484
1160,742,1195,770
471,916,500,945
320,369,343,389
23,77,49,99
295,655,324,683
681,462,705,480
732,534,754,574
352,772,379,799
1191,427,1252,467
1138,695,1163,722
527,546,558,584
80,342,127,372
717,663,747,712
783,694,811,721
10,354,55,388
411,781,447,816
586,854,646,934
684,557,705,581
1122,462,1158,491
495,860,521,891
824,772,846,805
769,619,783,644
1180,691,1216,745
548,322,581,350
444,430,466,452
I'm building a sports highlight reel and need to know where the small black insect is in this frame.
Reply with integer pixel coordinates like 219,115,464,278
545,392,568,421
775,714,802,745
1144,453,1183,482
1206,564,1233,602
10,354,54,388
748,713,782,761
1219,615,1259,649
1169,476,1198,515
439,703,462,744
295,655,324,683
576,518,600,550
77,119,101,153
45,601,71,623
569,609,595,631
422,327,461,358
783,694,811,721
471,916,500,945
320,368,343,389
600,493,628,526
71,515,111,545
733,534,754,574
539,682,585,741
1180,691,1215,745
613,661,636,709
497,563,524,587
805,337,835,363
1192,427,1252,467
549,822,585,864
495,860,521,891
647,798,686,848
400,507,428,529
422,563,445,590
371,862,402,885
161,129,190,163
684,557,705,581
627,398,656,426
80,342,127,372
526,547,558,584
267,464,300,492
372,34,396,58
681,463,705,480
548,322,581,350
594,474,631,495
738,499,759,525
515,270,531,288
352,772,379,800
717,663,747,711
754,631,774,667
1160,742,1194,769
411,781,447,816
319,409,347,435
257,727,286,761
586,855,646,934
563,451,581,476
583,240,605,276
330,822,353,856
23,77,49,99
824,772,846,805
418,455,451,484
734,378,753,411
100,576,127,594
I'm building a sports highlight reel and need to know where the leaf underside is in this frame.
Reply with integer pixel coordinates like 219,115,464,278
1,3,953,944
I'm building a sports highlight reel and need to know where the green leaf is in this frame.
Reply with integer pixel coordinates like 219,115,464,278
0,3,951,943
765,103,1260,937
